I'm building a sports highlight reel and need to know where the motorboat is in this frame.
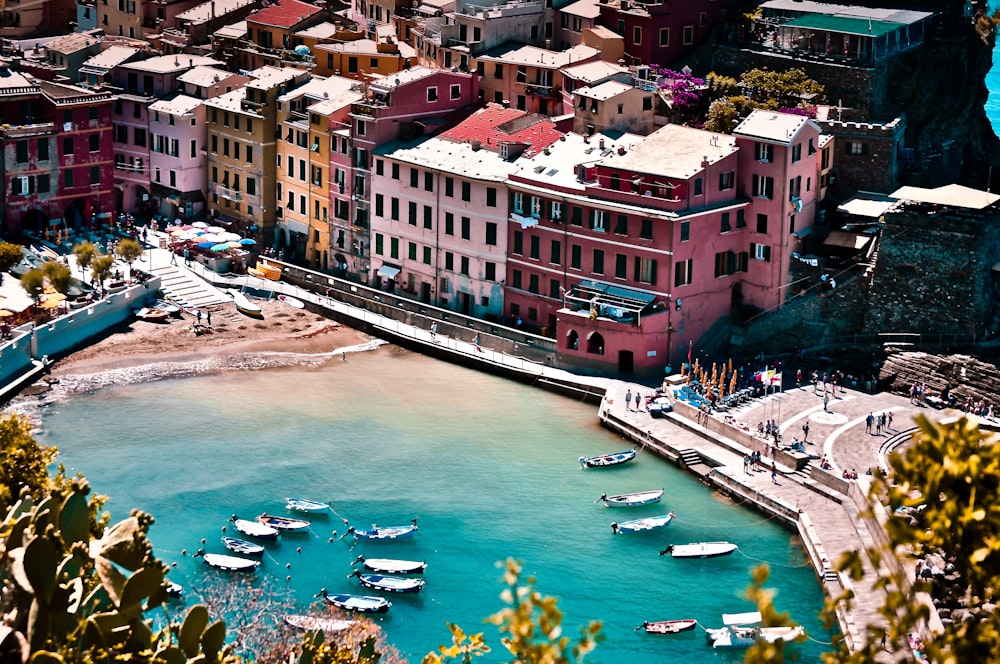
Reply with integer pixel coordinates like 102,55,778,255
165,581,183,598
660,542,738,559
229,515,280,540
316,589,391,613
611,512,675,534
286,498,330,513
221,536,265,556
284,615,354,634
705,611,805,649
353,555,427,575
597,489,664,508
637,619,698,634
348,519,418,541
579,449,636,469
133,307,170,322
278,294,305,309
232,291,262,316
348,570,425,594
257,513,310,531
194,549,260,572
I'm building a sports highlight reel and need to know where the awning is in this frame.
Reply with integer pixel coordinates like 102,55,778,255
377,265,401,278
793,227,813,238
823,230,871,250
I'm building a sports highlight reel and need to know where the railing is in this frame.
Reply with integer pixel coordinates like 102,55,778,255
0,122,56,138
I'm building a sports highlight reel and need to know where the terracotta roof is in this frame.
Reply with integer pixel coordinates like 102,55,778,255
440,103,562,158
248,0,322,28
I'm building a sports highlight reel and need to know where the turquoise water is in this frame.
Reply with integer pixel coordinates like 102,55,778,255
34,349,832,662
988,2,1000,132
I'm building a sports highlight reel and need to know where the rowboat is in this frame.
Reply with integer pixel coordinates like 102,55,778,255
316,589,392,613
579,449,636,469
232,291,262,316
348,519,418,541
611,512,675,534
598,489,664,508
222,536,265,556
286,498,330,513
153,299,182,315
705,611,805,649
258,513,310,531
637,619,698,634
353,555,427,575
166,581,184,598
278,294,305,309
284,614,354,634
660,541,738,559
133,307,170,322
349,570,425,594
194,549,260,572
229,515,280,540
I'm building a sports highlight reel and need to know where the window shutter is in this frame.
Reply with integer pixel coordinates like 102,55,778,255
650,259,657,285
588,208,595,228
763,244,771,262
633,256,640,281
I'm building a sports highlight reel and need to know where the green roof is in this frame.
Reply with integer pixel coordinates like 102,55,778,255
784,14,903,38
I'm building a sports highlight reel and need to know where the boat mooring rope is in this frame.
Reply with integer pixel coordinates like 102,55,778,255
735,547,812,569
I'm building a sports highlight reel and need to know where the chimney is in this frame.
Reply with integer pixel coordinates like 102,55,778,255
617,146,625,155
211,1,215,17
470,139,481,151
599,138,605,149
189,58,194,68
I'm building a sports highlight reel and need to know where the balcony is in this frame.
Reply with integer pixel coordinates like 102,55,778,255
0,122,56,138
240,98,263,112
214,185,242,201
524,84,558,98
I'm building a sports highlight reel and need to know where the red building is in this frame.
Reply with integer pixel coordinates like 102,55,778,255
0,69,114,235
597,0,738,67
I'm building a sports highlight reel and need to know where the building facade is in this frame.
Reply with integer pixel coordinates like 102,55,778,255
148,94,206,220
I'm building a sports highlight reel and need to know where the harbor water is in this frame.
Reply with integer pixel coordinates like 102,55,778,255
33,349,832,661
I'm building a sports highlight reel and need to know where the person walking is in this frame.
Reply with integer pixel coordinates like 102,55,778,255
196,310,202,325
430,322,437,340
887,411,894,430
802,421,810,442
796,368,802,388
635,392,642,411
625,389,633,411
771,462,778,485
206,311,212,327
823,393,830,413
474,332,482,352
866,412,874,434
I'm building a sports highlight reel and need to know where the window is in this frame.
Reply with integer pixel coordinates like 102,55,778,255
90,166,99,184
640,218,653,240
357,120,366,136
426,87,438,102
461,181,471,202
752,242,771,262
549,239,561,265
408,242,417,260
37,174,49,193
549,279,560,299
610,173,620,190
789,175,802,200
513,231,523,255
38,140,50,161
848,141,865,155
615,253,627,279
169,171,176,187
529,235,540,260
247,177,256,195
636,258,657,284
755,143,773,162
445,213,454,235
680,221,690,242
693,178,703,196
643,96,653,111
485,223,497,246
528,274,538,293
391,163,400,179
424,171,433,192
375,194,384,217
390,237,399,259
791,143,802,162
512,270,521,289
424,205,432,229
63,137,73,154
451,84,461,99
808,138,816,155
736,209,747,228
721,212,731,233
486,187,497,207
530,196,542,218
756,214,768,234
461,256,470,276
614,214,628,235
571,206,582,226
550,201,562,220
408,201,417,225
191,139,197,158
674,258,693,286
752,174,774,199
593,249,604,275
683,25,694,45
633,26,641,45
590,209,606,231
659,27,669,47
423,246,432,265
714,250,747,277
136,127,148,146
445,252,454,270
461,216,470,240
410,168,419,187
485,262,496,281
376,159,384,176
570,244,581,269
375,233,384,255
390,197,399,221
719,170,735,190
513,192,524,213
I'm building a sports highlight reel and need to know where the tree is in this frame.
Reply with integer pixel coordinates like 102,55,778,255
0,414,55,513
115,239,143,281
72,241,98,283
91,254,115,293
705,98,740,134
20,267,44,303
42,260,71,294
0,241,24,273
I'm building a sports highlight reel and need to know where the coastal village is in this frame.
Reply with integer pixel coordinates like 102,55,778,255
1,0,1000,661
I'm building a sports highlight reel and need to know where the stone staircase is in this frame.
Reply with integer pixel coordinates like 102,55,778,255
880,352,1000,406
133,249,232,310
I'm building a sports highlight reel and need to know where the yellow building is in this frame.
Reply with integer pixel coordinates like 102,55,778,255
275,75,362,268
204,66,309,245
312,34,416,80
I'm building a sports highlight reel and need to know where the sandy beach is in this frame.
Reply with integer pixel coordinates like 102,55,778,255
50,298,377,378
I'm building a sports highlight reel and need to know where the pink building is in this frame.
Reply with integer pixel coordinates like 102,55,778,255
0,72,114,234
338,66,478,281
148,95,206,220
505,111,822,377
369,104,560,317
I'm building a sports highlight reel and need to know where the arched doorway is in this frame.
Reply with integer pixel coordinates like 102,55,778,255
566,329,579,350
21,209,47,234
64,198,92,231
586,331,604,355
113,186,124,218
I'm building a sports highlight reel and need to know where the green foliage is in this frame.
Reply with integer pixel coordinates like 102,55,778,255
90,255,115,291
702,68,824,132
41,261,71,294
0,415,55,515
705,98,739,134
743,565,806,663
20,268,45,302
423,623,491,664
0,241,24,273
115,239,143,270
706,72,738,97
739,68,824,103
299,628,383,664
72,242,97,280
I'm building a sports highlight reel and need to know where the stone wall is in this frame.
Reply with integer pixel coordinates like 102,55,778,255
816,117,906,197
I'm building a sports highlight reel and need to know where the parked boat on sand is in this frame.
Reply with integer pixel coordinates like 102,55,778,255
353,555,427,575
660,542,738,559
133,307,170,322
316,589,392,613
597,488,663,508
232,291,262,316
278,294,305,309
580,449,636,469
611,512,675,534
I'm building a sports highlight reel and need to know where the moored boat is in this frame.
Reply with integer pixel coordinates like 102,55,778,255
166,581,184,598
316,589,392,613
286,498,330,513
229,515,280,540
598,488,664,508
348,570,425,594
660,541,738,559
347,519,418,541
705,611,805,649
636,619,698,634
611,512,675,534
222,536,265,556
284,614,354,634
194,549,260,572
353,555,427,575
579,449,636,469
258,513,310,531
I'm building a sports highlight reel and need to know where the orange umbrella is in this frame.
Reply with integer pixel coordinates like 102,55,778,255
730,373,738,393
0,310,12,317
680,362,686,377
693,358,700,375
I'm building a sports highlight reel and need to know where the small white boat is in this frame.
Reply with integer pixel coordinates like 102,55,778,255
580,449,636,469
133,307,170,322
166,581,183,598
286,498,330,513
222,536,265,556
230,515,280,540
284,614,354,634
194,549,260,572
278,294,305,309
257,513,310,531
637,619,698,634
611,512,675,534
348,519,418,541
598,489,664,508
705,611,805,649
153,299,182,315
349,570,425,594
232,291,262,316
353,555,427,575
660,542,738,559
317,589,392,613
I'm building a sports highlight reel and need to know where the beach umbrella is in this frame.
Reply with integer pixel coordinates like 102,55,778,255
228,241,242,248
220,232,242,242
170,229,186,237
0,310,13,317
180,224,195,231
210,243,231,252
680,363,686,377
197,242,215,249
730,373,738,393
206,226,225,234
200,233,223,243
192,221,209,228
41,293,66,309
239,238,257,245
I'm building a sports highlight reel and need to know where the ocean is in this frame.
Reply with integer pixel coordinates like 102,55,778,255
29,348,833,662
987,2,1000,131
